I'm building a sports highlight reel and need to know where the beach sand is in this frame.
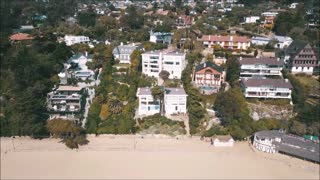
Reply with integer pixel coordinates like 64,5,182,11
1,135,319,179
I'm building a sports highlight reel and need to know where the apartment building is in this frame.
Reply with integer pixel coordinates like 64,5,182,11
284,40,319,75
199,35,251,50
241,78,292,99
112,43,143,64
136,87,187,116
142,50,186,79
47,86,83,116
64,35,90,46
239,57,283,78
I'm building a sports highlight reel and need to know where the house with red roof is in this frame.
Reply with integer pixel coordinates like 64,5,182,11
199,35,251,50
9,33,34,42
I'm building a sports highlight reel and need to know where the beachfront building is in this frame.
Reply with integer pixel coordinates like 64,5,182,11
149,31,172,44
241,78,293,99
136,87,187,116
253,130,320,163
112,43,143,64
239,57,283,78
211,135,234,147
142,50,186,79
64,35,90,46
47,86,83,122
192,61,226,93
284,40,319,75
199,35,251,50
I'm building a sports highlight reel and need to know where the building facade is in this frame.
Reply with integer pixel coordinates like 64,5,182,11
193,61,226,90
251,36,271,46
112,43,143,64
47,86,83,122
273,35,293,49
142,50,186,79
136,87,187,116
284,40,319,75
199,35,251,50
64,35,90,46
211,135,235,147
239,57,283,78
241,78,292,99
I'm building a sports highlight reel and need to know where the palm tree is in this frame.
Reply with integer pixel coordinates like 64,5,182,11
159,70,170,86
151,86,165,116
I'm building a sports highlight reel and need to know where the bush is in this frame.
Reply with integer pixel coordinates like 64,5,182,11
64,138,79,149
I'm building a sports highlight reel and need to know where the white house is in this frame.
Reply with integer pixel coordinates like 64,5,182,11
136,87,187,116
241,78,293,99
149,31,173,44
112,43,143,64
65,52,94,80
273,35,293,49
211,135,234,147
251,36,271,46
199,35,251,50
239,57,283,78
244,16,260,24
64,35,90,46
142,50,186,79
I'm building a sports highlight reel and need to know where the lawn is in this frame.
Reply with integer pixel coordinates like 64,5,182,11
295,75,320,95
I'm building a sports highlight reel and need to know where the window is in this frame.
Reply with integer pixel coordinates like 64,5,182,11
176,62,180,65
175,106,178,111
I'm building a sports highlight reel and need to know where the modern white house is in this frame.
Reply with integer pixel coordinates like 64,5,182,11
244,16,260,24
211,135,234,147
273,35,293,49
251,36,271,46
136,87,187,116
67,52,94,80
64,35,90,46
239,57,283,78
149,31,173,44
112,43,143,64
142,50,186,79
241,78,293,99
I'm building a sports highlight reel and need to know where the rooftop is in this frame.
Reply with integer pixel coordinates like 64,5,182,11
200,35,251,43
195,61,224,73
137,87,187,96
239,57,283,66
56,86,83,92
9,33,34,41
242,78,293,89
212,135,234,142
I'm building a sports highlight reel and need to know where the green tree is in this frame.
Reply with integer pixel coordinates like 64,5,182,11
151,86,165,116
159,70,170,86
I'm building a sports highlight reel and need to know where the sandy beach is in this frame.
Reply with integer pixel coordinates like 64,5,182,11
1,135,319,179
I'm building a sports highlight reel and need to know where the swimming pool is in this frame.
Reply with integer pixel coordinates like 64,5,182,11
200,86,216,91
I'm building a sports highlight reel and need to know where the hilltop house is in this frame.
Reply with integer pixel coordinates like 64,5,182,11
136,87,187,116
273,35,293,49
239,57,283,78
58,52,94,83
251,36,271,46
284,40,319,75
64,35,90,46
241,78,292,99
176,15,192,28
112,43,143,64
9,33,34,42
142,50,186,79
199,35,251,50
47,85,83,123
192,61,226,93
149,31,172,44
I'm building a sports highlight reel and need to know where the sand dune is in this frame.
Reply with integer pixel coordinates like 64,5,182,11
1,135,319,179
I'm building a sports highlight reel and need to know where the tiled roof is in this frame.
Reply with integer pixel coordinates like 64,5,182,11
9,33,34,41
195,61,224,73
285,40,308,56
242,78,293,89
200,35,251,43
239,57,283,66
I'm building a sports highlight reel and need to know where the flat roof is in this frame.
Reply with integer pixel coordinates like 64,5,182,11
239,57,283,66
242,78,292,89
57,86,83,92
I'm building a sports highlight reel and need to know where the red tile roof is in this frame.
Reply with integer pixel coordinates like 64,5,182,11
200,35,251,43
9,33,34,41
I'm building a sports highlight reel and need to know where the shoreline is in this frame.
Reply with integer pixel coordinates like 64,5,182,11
1,135,319,179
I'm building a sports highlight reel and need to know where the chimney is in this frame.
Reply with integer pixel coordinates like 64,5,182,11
85,51,88,57
204,62,206,68
285,79,288,82
132,43,135,46
121,42,124,46
230,36,233,41
277,58,280,61
239,56,242,61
